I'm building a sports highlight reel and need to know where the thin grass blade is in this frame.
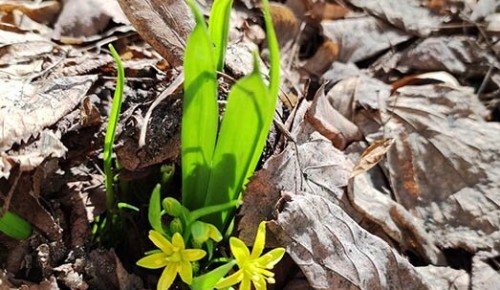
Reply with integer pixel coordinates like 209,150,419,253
183,0,219,210
103,44,125,210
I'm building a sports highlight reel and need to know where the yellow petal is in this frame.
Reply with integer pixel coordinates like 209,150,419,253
251,221,267,258
206,223,223,242
149,231,174,255
253,276,267,290
230,237,250,264
182,249,206,262
158,263,178,290
172,232,185,250
256,248,286,268
240,277,251,290
178,260,193,284
136,253,167,269
215,270,244,289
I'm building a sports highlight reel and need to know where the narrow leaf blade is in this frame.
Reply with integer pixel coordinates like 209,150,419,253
0,211,32,240
204,58,272,228
182,1,219,210
209,0,233,71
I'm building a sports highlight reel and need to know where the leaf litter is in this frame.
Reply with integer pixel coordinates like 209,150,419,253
1,0,500,289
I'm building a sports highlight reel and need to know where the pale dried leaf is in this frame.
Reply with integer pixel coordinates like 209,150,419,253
322,16,411,63
268,194,432,290
0,75,97,152
53,0,129,40
374,36,499,76
305,85,362,149
118,0,195,67
359,84,500,251
416,265,469,290
471,250,500,290
345,0,446,36
1,130,67,179
0,0,61,24
350,138,393,177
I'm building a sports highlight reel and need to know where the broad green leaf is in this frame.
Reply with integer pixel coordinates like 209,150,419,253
204,55,272,228
190,260,236,290
148,184,167,235
103,44,125,210
182,0,219,210
209,0,233,71
0,211,32,240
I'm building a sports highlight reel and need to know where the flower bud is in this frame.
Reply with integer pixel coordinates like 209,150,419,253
169,218,184,234
162,197,183,217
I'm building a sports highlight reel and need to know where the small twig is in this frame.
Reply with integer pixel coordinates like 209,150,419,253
1,168,21,216
138,72,184,148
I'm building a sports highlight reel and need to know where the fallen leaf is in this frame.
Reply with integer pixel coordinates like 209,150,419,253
416,265,469,290
344,0,446,37
268,194,433,290
322,16,411,63
350,138,394,177
471,250,500,289
0,75,97,153
301,40,339,77
117,0,195,67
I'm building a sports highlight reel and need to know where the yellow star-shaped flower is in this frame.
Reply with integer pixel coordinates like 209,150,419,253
137,231,206,290
215,221,286,290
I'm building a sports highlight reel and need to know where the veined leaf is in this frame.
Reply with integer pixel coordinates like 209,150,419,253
0,211,31,240
182,0,219,210
190,260,237,290
209,0,233,71
204,55,272,228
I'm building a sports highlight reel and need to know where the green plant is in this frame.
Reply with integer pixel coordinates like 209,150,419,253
137,0,285,289
0,210,31,240
103,44,125,211
183,0,280,230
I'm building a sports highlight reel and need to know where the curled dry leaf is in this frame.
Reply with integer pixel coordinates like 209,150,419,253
301,40,340,77
304,85,361,149
117,0,195,67
350,138,394,178
268,194,433,290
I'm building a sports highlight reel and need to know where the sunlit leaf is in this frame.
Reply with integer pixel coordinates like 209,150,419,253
209,0,233,71
182,0,219,210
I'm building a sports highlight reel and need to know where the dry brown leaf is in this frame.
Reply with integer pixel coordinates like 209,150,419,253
345,0,446,37
0,75,97,154
269,3,299,48
304,85,361,149
118,0,195,67
373,36,499,77
308,2,349,22
351,82,500,252
301,40,340,77
0,0,61,24
390,71,460,93
416,265,469,290
350,138,394,177
53,0,128,41
268,194,433,290
471,250,500,290
322,16,410,63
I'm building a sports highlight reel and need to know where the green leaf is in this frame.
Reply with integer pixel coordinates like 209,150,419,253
148,184,167,235
190,260,236,290
103,44,125,210
262,0,280,98
0,211,32,240
204,54,272,228
209,0,233,71
182,0,219,211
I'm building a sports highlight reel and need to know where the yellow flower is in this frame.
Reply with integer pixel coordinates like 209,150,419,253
215,222,286,290
137,231,206,290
